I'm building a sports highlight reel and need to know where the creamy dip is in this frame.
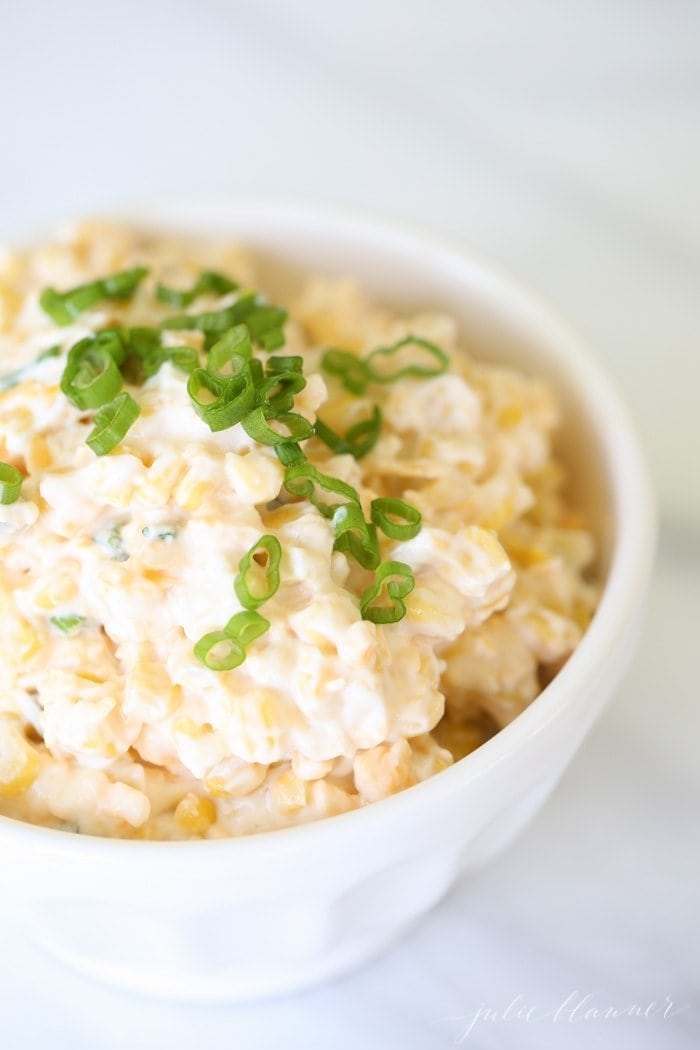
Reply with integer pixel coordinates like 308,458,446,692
0,222,598,838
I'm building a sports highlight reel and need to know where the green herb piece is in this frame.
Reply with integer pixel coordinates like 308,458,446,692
206,325,252,379
265,355,303,374
60,338,123,409
49,614,86,635
274,441,306,467
315,405,382,459
360,561,415,624
242,407,314,446
194,610,270,671
92,522,129,561
320,349,370,395
141,346,199,379
86,393,140,455
40,267,148,325
332,503,381,570
142,523,179,542
0,462,23,504
187,365,257,432
371,497,422,540
283,462,361,518
156,270,237,309
364,336,449,383
234,535,282,610
162,290,287,350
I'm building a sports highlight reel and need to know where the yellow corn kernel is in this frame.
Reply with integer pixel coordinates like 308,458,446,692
272,769,308,815
94,480,135,509
174,793,217,833
33,573,78,611
174,476,209,512
503,536,551,567
497,404,524,428
125,662,179,721
406,593,458,630
25,434,53,472
477,498,514,531
138,455,185,507
0,730,40,796
0,285,21,332
204,759,268,799
12,620,40,663
173,718,213,739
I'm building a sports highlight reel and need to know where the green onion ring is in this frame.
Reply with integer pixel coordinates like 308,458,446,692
274,442,306,467
332,503,381,570
364,335,449,383
193,631,245,672
234,535,282,610
60,340,123,409
206,324,252,379
187,365,256,433
371,497,422,540
320,349,370,395
40,267,148,326
242,407,314,446
283,462,361,518
360,561,416,624
85,392,140,456
0,462,23,504
315,405,381,459
156,270,237,309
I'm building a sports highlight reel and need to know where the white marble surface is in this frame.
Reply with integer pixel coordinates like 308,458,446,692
0,2,698,1047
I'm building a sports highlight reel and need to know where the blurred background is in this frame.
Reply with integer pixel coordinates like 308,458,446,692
1,2,697,1047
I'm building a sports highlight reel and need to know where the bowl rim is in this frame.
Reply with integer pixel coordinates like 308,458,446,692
0,196,657,859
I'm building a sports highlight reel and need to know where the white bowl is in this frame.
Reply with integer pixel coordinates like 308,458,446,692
0,200,655,1001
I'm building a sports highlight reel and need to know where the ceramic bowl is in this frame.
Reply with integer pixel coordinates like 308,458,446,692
0,200,656,1001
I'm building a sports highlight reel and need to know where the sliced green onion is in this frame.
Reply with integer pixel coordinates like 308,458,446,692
162,302,252,335
266,355,303,375
371,497,422,540
365,336,449,383
49,614,86,635
332,504,381,570
187,365,256,432
275,441,306,467
283,463,360,518
194,610,270,671
257,370,307,413
60,340,123,409
86,393,140,455
242,407,314,446
234,535,282,610
141,346,199,379
321,349,370,395
40,267,148,326
0,462,23,504
206,324,252,379
224,610,270,648
194,630,245,672
156,270,237,309
162,292,286,349
245,306,287,351
315,405,382,460
122,326,161,358
0,345,61,393
360,561,415,624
